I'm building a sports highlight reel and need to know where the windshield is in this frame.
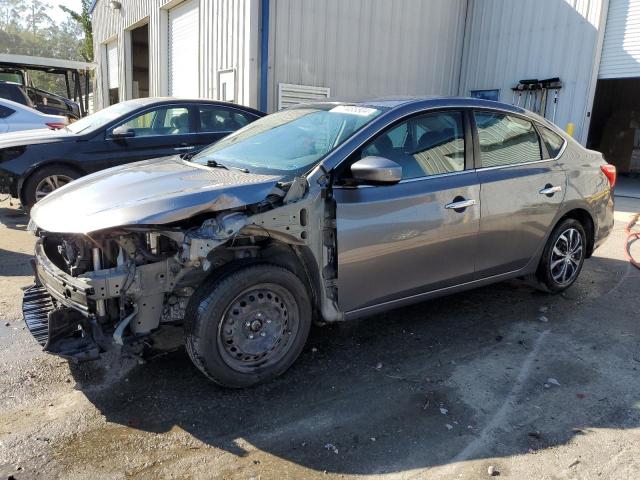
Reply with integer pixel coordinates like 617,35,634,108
66,101,148,134
192,104,383,178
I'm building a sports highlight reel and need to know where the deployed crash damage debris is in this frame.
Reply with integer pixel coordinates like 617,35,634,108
24,155,341,387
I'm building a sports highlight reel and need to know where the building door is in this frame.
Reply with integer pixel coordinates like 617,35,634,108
587,0,640,193
130,23,149,99
106,40,119,105
168,0,199,97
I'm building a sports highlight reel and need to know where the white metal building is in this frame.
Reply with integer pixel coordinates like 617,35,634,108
90,0,640,174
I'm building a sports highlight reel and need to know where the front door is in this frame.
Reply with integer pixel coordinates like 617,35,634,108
473,111,567,278
103,104,196,168
333,110,480,313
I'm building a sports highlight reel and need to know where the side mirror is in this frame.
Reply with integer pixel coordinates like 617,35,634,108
110,125,135,138
351,156,402,185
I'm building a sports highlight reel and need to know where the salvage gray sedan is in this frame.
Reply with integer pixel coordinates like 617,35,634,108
24,97,615,387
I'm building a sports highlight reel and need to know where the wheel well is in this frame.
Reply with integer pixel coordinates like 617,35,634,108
19,162,85,205
558,208,595,258
204,239,322,314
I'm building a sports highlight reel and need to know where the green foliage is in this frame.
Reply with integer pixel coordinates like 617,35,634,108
0,0,92,96
59,0,93,62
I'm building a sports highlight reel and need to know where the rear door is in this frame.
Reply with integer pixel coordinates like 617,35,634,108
191,104,259,152
473,110,567,278
333,110,480,313
102,104,196,166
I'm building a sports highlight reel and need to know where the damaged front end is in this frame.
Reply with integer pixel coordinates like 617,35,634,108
23,174,342,363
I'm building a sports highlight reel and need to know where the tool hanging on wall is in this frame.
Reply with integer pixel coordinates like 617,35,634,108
511,77,563,122
540,77,562,122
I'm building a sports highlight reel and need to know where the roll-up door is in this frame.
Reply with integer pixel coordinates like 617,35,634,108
168,0,199,97
599,0,640,79
106,41,119,89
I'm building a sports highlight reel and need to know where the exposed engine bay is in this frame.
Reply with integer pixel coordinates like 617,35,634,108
24,175,341,362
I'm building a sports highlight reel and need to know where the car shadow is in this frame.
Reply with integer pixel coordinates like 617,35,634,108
68,254,640,475
0,248,34,276
0,204,28,231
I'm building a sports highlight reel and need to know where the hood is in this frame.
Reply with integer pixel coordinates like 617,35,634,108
31,157,283,234
0,127,76,148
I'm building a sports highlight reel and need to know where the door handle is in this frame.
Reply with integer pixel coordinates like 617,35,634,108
539,185,562,195
445,198,477,210
175,145,195,151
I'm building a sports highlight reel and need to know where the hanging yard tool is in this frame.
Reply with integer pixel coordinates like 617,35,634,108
539,77,562,122
511,77,563,122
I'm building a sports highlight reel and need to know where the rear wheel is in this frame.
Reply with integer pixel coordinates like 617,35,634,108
536,218,587,292
184,264,312,388
23,165,79,209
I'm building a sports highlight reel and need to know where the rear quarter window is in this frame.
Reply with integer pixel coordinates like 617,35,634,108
538,125,565,158
0,105,15,118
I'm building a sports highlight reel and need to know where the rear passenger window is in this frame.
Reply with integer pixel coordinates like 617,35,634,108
474,112,542,167
0,105,15,118
360,111,465,180
199,106,253,133
538,125,565,158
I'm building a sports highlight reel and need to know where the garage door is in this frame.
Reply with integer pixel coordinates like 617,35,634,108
106,41,119,89
599,0,640,78
168,0,199,97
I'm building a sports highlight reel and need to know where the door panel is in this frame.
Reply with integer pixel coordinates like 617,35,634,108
476,162,566,277
334,171,480,312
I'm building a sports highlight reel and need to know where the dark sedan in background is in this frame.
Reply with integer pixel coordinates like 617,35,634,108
0,97,264,208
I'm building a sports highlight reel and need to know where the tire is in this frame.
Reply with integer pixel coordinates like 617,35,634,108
184,264,312,388
23,165,79,209
536,218,587,293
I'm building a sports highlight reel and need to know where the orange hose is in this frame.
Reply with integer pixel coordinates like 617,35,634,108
624,213,640,270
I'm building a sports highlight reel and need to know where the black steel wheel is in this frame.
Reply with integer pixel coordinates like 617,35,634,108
184,264,312,388
537,218,587,293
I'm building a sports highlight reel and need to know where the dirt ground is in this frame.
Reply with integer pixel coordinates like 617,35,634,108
1,195,640,480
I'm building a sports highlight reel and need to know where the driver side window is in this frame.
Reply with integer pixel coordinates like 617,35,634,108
359,111,465,180
116,106,191,137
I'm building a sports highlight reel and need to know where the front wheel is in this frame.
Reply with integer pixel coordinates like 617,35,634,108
536,218,587,293
184,264,312,388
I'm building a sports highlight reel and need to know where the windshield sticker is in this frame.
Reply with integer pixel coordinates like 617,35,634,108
329,105,378,116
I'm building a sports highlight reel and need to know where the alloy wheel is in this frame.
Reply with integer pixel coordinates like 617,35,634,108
34,174,73,202
549,227,584,286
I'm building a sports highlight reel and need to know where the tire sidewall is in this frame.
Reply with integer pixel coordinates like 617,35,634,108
537,218,587,293
23,165,79,209
185,264,312,388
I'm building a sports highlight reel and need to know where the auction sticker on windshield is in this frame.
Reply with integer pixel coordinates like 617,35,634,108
329,105,378,116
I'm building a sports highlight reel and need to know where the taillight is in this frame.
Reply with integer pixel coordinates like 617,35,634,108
45,122,66,129
600,164,617,188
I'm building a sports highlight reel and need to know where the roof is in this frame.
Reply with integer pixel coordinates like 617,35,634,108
292,96,528,114
0,54,94,72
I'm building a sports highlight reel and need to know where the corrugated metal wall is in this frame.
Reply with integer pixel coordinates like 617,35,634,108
459,0,609,143
599,0,640,78
266,0,468,112
92,0,258,110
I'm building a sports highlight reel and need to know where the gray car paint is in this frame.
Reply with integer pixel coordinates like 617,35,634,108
29,97,614,323
30,156,282,233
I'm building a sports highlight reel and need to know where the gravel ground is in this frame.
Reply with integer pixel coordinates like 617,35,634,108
1,195,639,480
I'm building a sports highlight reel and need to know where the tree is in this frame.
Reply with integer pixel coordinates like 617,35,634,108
59,0,93,61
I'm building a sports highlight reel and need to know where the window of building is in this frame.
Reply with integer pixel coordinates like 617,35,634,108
538,124,565,158
117,106,190,136
360,111,465,179
198,106,254,133
474,112,542,167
